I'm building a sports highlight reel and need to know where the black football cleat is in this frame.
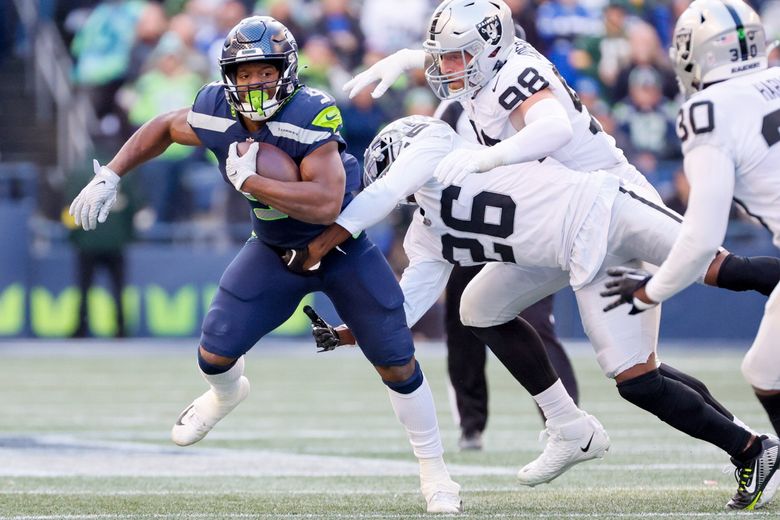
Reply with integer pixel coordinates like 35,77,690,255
727,435,780,510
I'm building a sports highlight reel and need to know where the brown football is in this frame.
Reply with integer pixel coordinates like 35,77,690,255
236,141,301,182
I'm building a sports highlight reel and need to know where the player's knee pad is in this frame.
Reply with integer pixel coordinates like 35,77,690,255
383,360,423,395
717,254,780,296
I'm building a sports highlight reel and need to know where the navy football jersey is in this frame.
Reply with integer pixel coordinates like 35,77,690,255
187,82,361,248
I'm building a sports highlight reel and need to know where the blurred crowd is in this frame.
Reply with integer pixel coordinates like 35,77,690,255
50,0,780,243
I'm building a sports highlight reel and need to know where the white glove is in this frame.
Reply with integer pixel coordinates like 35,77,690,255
69,160,121,231
343,49,426,99
226,141,259,191
433,148,503,186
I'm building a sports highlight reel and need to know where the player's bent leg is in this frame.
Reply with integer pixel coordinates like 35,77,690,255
172,238,313,447
171,349,250,446
381,360,462,513
613,357,780,509
323,236,460,513
466,317,608,486
614,356,764,469
520,295,579,405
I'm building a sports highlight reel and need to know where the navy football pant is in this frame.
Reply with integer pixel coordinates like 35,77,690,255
201,233,414,367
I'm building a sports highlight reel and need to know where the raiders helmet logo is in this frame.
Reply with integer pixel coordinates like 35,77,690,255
675,28,692,56
477,15,502,45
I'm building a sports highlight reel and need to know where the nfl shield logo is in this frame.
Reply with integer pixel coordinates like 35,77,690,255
477,15,502,45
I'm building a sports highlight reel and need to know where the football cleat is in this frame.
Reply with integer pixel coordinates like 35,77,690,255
727,435,780,510
422,478,463,513
517,412,610,487
171,376,250,446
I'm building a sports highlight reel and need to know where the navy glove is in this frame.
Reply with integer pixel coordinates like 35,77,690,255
600,267,655,314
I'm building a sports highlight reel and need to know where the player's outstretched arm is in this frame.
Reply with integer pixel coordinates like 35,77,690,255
69,107,200,230
434,91,573,185
107,107,201,176
241,141,345,224
343,49,426,99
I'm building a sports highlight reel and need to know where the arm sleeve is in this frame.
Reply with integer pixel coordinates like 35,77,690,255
476,97,573,169
400,256,453,328
335,134,450,234
644,145,735,302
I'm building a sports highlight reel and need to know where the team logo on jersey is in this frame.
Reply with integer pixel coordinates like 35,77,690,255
477,15,502,45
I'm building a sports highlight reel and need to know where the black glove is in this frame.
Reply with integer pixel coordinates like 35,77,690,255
282,247,310,274
600,267,654,314
303,305,341,352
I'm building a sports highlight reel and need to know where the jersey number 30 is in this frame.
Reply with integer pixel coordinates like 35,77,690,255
678,100,780,148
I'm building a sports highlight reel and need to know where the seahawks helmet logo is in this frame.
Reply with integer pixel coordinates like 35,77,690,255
477,15,502,45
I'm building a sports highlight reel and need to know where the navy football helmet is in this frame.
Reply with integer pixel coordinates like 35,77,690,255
219,16,299,121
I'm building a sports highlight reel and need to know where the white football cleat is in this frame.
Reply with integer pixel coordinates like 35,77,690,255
422,478,463,513
171,376,250,446
517,412,609,487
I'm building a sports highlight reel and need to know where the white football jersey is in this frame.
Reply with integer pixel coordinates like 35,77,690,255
464,39,630,175
676,66,780,248
337,120,619,287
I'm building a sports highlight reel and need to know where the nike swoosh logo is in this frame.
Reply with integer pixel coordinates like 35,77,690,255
175,404,194,426
96,181,106,186
325,114,338,121
743,471,758,494
580,432,595,452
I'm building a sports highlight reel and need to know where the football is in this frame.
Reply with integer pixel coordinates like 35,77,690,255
236,140,301,182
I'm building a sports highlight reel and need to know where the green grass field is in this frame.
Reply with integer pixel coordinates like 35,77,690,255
1,340,777,519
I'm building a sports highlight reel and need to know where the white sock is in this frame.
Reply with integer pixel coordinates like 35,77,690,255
386,375,444,460
201,355,245,400
532,379,581,427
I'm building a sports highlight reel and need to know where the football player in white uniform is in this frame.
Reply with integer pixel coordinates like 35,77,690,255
284,116,780,504
343,0,780,436
343,0,654,198
603,0,780,509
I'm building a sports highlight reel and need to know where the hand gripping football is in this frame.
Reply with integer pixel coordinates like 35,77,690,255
236,141,301,182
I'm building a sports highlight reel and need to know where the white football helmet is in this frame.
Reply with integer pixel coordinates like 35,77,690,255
670,0,767,98
424,0,515,100
363,116,448,188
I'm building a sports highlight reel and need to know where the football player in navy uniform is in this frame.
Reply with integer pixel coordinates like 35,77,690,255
68,17,462,514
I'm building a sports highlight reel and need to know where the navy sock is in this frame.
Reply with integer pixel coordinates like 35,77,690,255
197,349,237,375
384,360,423,394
